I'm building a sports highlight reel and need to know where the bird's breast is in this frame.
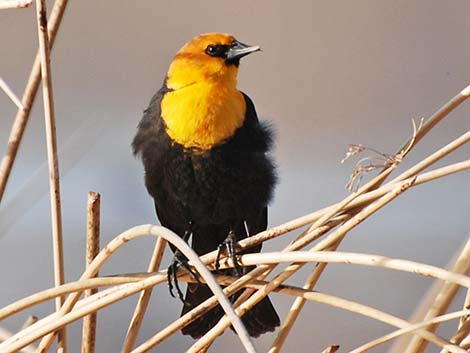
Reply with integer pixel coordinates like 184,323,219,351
160,82,246,150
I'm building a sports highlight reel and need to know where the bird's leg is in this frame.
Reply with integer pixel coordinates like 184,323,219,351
215,230,243,275
167,225,201,302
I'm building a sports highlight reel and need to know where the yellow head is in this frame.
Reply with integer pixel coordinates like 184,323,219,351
165,33,260,90
161,33,260,150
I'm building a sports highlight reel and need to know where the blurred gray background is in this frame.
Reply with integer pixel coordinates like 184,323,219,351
0,1,469,352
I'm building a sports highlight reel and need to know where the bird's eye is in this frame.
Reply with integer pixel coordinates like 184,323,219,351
205,45,216,56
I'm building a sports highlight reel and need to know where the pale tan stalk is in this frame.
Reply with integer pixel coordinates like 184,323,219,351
0,0,68,204
81,192,101,353
402,238,470,353
321,345,339,353
27,225,257,353
3,157,464,352
0,77,24,109
188,278,466,353
0,0,31,9
121,237,167,353
458,289,470,329
35,0,66,351
352,309,470,353
0,327,36,353
399,84,470,150
0,276,152,321
439,319,470,353
136,159,464,351
6,245,470,327
21,316,38,330
188,181,415,352
210,132,469,259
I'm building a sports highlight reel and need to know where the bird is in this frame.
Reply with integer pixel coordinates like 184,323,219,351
132,33,280,339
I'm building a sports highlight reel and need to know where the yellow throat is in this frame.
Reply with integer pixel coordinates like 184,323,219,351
160,34,247,150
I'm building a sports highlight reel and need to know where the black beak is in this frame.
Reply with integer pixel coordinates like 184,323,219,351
226,40,261,63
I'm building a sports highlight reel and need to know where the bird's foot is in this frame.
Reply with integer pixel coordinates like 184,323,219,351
167,250,201,303
215,230,242,275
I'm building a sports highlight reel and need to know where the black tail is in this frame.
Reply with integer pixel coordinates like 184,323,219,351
181,282,280,339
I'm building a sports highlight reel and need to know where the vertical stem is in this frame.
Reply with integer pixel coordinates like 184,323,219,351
35,0,66,351
81,192,101,353
0,0,68,205
121,237,167,353
403,239,470,353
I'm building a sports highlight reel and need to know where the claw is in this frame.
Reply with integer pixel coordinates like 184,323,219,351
215,230,242,275
167,249,201,303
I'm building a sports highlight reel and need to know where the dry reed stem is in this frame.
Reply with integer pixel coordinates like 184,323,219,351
35,0,66,351
458,337,470,350
179,217,347,352
321,345,339,353
133,160,465,351
196,277,466,353
268,264,320,353
0,0,31,9
0,160,466,352
441,244,470,353
440,318,470,353
267,145,398,353
81,192,101,353
5,238,470,320
0,77,24,110
352,309,470,353
0,0,68,204
121,236,167,352
137,219,344,350
187,182,415,352
131,273,459,353
403,238,470,353
213,130,469,263
270,286,466,353
0,276,150,321
3,275,465,353
1,85,467,351
388,239,470,353
5,244,470,335
456,247,470,334
223,251,470,288
269,130,468,352
3,243,470,352
17,226,257,353
398,84,470,151
0,327,36,353
458,288,470,329
268,133,420,352
21,316,38,330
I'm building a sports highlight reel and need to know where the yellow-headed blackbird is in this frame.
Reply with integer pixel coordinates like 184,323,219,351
133,33,280,338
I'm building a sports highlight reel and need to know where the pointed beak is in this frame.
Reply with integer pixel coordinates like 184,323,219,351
226,40,261,62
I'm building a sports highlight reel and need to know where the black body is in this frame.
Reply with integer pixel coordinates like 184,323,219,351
132,84,280,338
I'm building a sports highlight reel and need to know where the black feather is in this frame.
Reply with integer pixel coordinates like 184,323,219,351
133,83,280,338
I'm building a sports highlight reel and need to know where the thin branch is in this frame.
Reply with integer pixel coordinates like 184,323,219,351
121,237,167,352
35,0,66,351
0,327,36,353
352,309,470,353
2,159,466,352
187,181,416,352
402,238,470,353
0,77,24,110
0,0,68,204
440,319,470,353
0,0,32,9
22,226,257,353
81,192,101,353
321,345,340,353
